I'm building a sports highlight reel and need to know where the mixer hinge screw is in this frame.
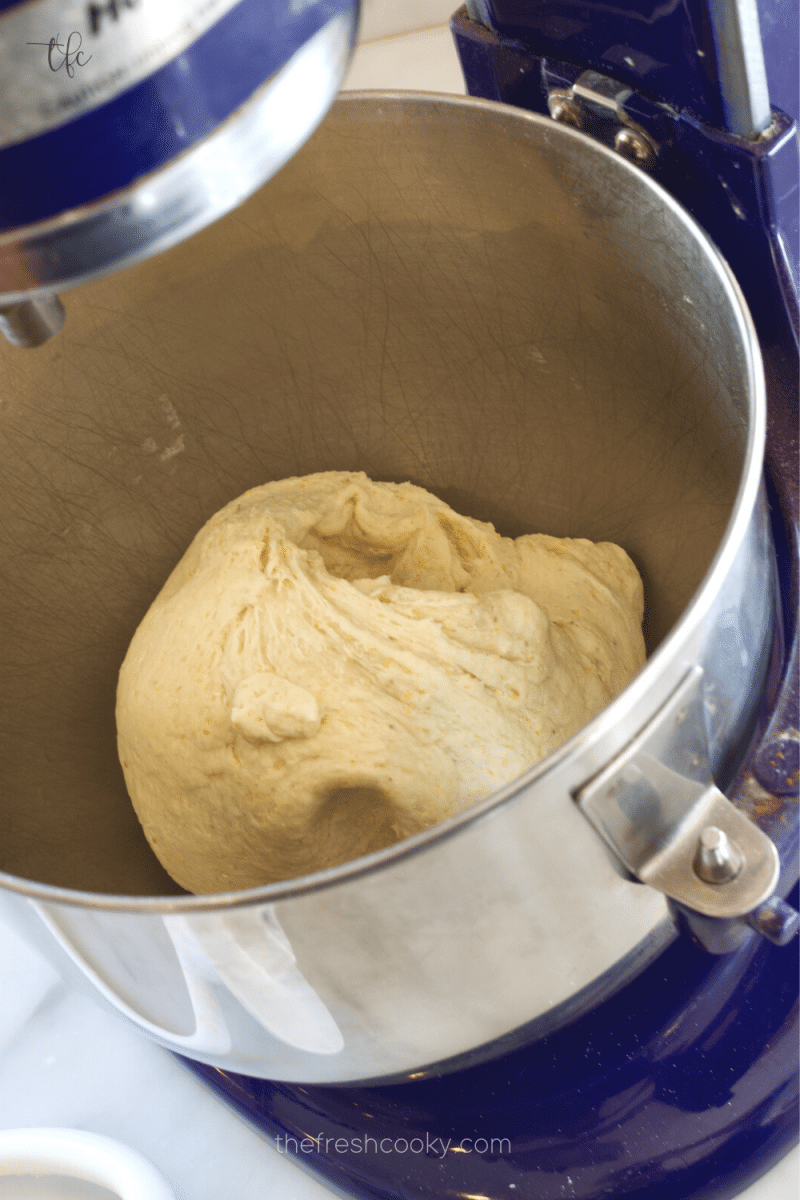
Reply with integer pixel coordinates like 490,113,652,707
547,95,584,129
614,127,657,169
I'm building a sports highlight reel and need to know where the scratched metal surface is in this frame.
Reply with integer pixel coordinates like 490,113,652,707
0,93,751,894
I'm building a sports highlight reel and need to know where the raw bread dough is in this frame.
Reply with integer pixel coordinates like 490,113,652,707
117,472,645,893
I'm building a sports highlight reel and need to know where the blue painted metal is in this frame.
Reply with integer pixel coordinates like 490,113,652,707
463,1,796,138
0,0,355,230
183,893,799,1199
758,0,800,123
460,1,729,127
451,8,800,343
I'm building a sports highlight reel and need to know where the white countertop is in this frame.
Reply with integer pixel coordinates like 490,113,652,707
1,13,797,1200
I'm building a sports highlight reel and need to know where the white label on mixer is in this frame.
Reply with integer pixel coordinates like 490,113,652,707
0,0,256,150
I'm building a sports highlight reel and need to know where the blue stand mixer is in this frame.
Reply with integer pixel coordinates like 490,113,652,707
0,4,797,1199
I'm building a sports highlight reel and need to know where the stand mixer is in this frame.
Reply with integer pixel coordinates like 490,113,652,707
0,3,797,1199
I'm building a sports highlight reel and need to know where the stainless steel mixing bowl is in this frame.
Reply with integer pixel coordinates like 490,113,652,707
0,93,772,1083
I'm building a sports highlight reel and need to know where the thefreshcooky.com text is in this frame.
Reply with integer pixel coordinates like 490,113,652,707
275,1133,511,1160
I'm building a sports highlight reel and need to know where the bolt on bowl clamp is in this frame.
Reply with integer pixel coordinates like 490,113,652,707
575,666,799,948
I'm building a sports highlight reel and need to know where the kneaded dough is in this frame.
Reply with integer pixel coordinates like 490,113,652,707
117,472,645,893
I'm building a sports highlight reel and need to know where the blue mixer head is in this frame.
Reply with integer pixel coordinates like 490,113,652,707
0,0,360,345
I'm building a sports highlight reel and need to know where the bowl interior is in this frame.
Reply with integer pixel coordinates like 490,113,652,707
0,95,753,894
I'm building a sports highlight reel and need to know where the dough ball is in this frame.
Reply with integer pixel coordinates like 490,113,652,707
116,472,645,893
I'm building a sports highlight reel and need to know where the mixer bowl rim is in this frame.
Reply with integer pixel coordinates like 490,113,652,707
0,90,767,912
